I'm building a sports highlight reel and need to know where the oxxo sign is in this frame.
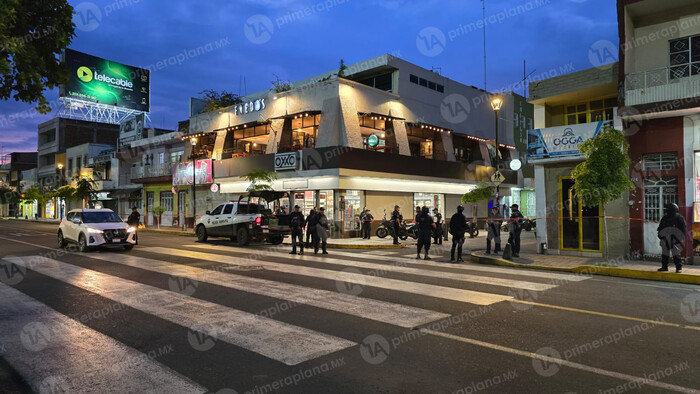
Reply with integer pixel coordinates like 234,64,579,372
274,152,300,171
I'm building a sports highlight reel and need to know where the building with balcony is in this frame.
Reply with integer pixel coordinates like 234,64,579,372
528,63,628,257
185,54,530,237
618,0,700,259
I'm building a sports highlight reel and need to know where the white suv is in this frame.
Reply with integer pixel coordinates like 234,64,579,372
58,209,136,252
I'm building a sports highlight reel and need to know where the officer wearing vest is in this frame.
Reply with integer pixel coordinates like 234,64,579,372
657,203,686,273
362,209,374,239
417,206,436,260
390,205,402,245
508,204,524,257
432,208,443,245
486,205,503,254
289,205,306,255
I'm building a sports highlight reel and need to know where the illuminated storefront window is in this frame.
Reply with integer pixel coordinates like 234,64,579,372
413,193,444,218
290,114,320,150
222,122,270,158
343,190,364,231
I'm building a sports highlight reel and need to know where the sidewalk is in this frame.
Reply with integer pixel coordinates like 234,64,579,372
471,251,700,285
282,237,406,249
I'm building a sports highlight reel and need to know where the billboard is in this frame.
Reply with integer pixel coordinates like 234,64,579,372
173,159,213,186
527,121,609,160
118,113,145,148
62,49,150,112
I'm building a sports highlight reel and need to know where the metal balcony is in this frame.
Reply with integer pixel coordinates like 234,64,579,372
625,66,700,106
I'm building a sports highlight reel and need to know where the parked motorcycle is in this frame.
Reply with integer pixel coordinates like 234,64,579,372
466,220,479,238
523,218,536,232
404,222,418,240
376,210,409,239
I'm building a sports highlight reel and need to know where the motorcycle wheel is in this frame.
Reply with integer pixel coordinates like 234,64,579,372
470,228,479,238
398,230,408,241
376,227,388,238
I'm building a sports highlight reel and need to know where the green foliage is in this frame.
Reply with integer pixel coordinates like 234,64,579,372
571,126,633,207
0,185,18,204
243,168,278,192
199,89,242,112
152,206,166,216
461,182,494,204
337,59,347,78
50,185,76,200
0,0,75,113
271,74,292,93
21,185,45,205
73,176,97,204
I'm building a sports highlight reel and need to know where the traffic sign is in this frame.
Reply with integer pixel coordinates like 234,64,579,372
491,170,504,186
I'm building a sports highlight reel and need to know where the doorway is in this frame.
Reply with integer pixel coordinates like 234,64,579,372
559,177,601,252
643,177,678,255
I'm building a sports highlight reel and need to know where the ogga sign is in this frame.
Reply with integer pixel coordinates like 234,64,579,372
274,152,300,171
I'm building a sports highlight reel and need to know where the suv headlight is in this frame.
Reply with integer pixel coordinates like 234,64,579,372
87,228,104,234
127,226,136,233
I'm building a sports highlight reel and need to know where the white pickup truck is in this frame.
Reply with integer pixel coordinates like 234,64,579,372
195,191,290,246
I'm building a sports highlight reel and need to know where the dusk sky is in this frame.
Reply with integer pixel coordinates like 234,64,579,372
0,0,619,154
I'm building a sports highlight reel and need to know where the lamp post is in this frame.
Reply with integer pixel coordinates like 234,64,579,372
490,96,503,195
56,163,64,219
190,137,198,228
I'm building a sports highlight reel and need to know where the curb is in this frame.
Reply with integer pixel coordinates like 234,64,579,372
470,253,700,285
139,228,194,236
282,242,406,250
2,218,60,224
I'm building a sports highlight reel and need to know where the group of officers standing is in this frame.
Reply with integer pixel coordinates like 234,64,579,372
288,206,330,255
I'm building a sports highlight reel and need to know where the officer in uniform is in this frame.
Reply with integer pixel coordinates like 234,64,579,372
508,204,524,257
432,208,443,245
486,205,503,254
305,207,317,247
362,209,374,239
315,207,330,254
390,205,403,245
289,205,306,255
416,206,436,260
657,203,686,273
127,207,141,245
449,205,468,263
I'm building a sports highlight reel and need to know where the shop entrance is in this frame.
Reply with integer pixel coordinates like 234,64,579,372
559,178,601,252
643,177,678,256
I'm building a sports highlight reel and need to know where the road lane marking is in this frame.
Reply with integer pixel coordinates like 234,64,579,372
183,244,557,291
188,243,589,283
145,247,512,306
4,256,355,365
425,329,698,393
0,282,206,394
85,252,450,328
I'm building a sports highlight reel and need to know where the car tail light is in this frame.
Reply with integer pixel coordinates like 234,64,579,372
254,217,262,226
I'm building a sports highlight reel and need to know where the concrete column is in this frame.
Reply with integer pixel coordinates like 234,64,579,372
338,83,363,148
266,118,286,153
534,164,547,248
316,97,341,148
212,130,227,160
440,131,456,161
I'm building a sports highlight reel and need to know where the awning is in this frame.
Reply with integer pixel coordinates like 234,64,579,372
108,188,142,199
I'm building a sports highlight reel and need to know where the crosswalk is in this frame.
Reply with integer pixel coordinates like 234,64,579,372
0,242,589,392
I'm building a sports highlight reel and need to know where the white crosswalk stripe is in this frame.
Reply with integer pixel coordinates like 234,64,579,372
184,244,564,291
145,247,512,305
3,256,355,366
85,252,451,328
0,281,207,394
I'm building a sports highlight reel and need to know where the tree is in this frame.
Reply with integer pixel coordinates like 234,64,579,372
337,59,347,78
461,182,494,222
50,185,76,201
152,206,166,229
0,0,75,113
243,168,277,192
271,74,292,93
73,176,97,208
199,89,242,112
571,126,633,257
21,185,45,217
0,185,18,204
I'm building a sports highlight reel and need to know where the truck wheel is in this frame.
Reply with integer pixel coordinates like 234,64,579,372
269,235,283,245
196,225,208,242
236,226,250,246
376,227,388,238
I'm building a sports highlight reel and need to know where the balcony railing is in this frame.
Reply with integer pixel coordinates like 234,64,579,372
625,66,700,106
93,179,114,190
131,162,174,180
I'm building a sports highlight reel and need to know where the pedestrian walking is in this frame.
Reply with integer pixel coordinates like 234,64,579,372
127,207,141,245
432,207,443,245
449,205,468,263
362,209,374,239
416,206,436,260
657,203,686,273
305,207,317,247
508,204,524,257
289,205,305,255
486,205,503,254
314,207,329,254
390,205,403,245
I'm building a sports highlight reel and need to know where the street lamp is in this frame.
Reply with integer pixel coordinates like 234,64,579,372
190,137,198,228
490,96,503,195
56,163,64,219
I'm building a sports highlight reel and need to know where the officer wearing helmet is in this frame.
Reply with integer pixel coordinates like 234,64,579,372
657,203,686,273
416,206,436,260
449,205,468,263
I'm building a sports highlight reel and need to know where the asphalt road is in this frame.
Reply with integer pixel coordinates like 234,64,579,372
0,220,699,394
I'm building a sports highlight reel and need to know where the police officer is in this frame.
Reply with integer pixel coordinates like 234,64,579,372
289,205,306,255
432,207,443,245
315,207,329,254
417,206,436,260
127,207,141,245
305,207,317,247
449,205,468,263
508,204,524,257
362,209,374,239
486,205,503,254
391,205,403,245
657,203,686,273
